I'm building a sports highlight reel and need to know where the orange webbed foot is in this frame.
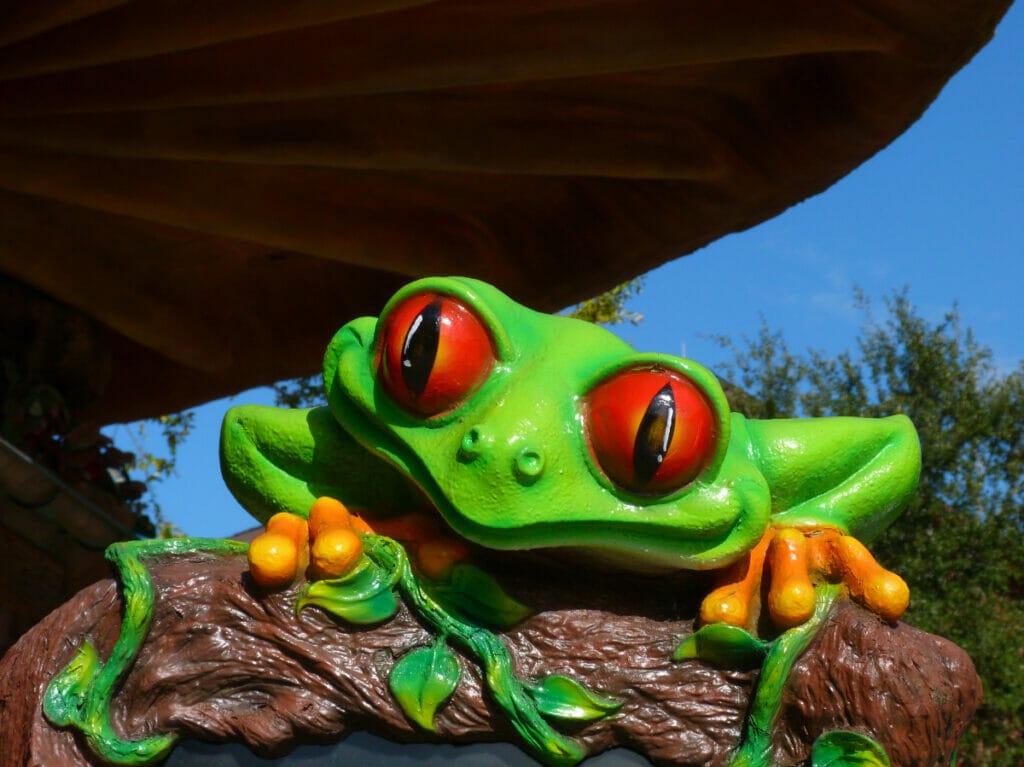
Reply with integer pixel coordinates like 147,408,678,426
699,529,772,628
248,497,378,588
699,527,910,632
806,530,909,622
306,497,369,579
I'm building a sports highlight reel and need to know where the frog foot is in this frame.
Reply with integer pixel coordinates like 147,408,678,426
804,528,910,623
699,528,909,630
699,528,774,629
248,497,374,587
369,511,471,579
247,511,309,588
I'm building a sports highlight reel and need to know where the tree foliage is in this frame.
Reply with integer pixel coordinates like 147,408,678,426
564,278,644,326
713,290,1024,765
114,412,195,537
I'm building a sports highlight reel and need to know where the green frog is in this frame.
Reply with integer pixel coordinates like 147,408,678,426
45,276,922,767
221,276,920,629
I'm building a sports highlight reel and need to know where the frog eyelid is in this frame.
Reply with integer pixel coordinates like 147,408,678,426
375,277,514,364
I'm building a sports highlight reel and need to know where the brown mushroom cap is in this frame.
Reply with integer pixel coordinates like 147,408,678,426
0,0,1012,424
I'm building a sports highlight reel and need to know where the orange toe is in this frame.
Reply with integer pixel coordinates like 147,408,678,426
767,529,816,628
249,531,300,589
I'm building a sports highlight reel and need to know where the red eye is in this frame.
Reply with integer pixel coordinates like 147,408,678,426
380,292,495,416
585,367,718,494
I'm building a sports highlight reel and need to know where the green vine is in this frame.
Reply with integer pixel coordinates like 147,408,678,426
43,537,247,765
358,536,596,765
675,585,847,767
45,533,616,767
300,534,621,767
46,534,864,767
810,730,892,766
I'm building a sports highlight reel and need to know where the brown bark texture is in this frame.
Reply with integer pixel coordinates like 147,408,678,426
0,549,981,767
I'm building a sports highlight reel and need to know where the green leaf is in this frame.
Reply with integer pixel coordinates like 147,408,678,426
297,556,399,624
424,563,532,629
674,623,769,669
527,675,622,722
811,731,892,767
389,640,462,731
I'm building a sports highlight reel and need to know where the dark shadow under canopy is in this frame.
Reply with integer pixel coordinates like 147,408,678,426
0,0,1012,423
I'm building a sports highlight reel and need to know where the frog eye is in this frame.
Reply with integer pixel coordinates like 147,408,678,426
379,292,495,416
584,367,718,494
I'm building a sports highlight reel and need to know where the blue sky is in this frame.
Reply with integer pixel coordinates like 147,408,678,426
113,5,1024,538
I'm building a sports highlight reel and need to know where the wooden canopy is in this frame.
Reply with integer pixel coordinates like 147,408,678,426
0,0,1011,424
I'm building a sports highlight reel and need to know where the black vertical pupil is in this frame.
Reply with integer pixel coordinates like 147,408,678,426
400,299,443,396
633,383,676,486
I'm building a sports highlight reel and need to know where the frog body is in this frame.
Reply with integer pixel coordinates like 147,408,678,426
221,276,920,624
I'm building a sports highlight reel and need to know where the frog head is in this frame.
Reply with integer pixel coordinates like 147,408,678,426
317,277,770,569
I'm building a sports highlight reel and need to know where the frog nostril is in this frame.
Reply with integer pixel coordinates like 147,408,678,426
458,427,485,462
514,447,544,484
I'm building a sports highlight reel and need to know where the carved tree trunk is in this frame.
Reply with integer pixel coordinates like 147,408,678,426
0,549,981,767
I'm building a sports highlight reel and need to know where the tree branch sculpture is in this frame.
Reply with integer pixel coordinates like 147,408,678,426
1,546,979,766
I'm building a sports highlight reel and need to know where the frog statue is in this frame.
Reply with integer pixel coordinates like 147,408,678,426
224,276,919,630
43,277,924,767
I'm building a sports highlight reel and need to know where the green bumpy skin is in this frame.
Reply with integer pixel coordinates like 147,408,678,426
221,276,921,573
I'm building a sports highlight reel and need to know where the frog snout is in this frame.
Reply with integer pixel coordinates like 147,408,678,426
457,425,545,486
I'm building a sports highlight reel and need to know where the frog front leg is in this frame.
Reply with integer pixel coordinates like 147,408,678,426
701,413,920,630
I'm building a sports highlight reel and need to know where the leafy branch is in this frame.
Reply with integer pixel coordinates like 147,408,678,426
299,534,621,767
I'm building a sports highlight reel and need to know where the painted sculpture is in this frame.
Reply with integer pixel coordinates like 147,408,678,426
41,277,947,766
